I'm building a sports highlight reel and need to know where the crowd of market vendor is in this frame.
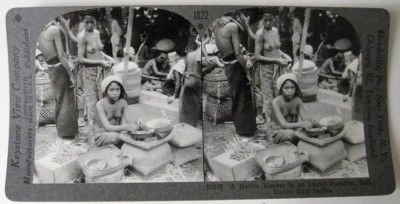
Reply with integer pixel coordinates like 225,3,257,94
202,7,363,143
35,7,363,147
35,7,210,147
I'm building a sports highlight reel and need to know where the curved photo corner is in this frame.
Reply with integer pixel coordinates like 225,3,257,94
33,7,204,184
201,7,367,181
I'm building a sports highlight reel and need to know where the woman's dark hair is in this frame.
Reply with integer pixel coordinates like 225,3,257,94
279,79,302,98
262,13,275,21
110,8,124,25
116,49,124,58
80,9,100,20
104,81,127,100
153,49,163,58
175,49,187,57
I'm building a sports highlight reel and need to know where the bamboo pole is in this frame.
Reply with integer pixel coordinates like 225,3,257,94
123,7,134,81
297,8,311,81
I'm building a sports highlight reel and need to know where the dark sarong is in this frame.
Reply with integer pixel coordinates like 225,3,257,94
224,61,256,136
47,64,78,138
179,75,202,127
352,84,363,122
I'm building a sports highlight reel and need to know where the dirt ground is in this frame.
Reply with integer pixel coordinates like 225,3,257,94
203,89,369,181
34,93,203,183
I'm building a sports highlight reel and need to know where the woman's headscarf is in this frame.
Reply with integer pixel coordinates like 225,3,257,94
101,75,124,94
277,73,299,94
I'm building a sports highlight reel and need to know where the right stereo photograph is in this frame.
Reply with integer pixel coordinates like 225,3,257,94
202,7,367,181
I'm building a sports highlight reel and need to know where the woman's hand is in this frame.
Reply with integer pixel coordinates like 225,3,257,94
285,56,292,63
240,13,250,26
277,58,288,65
101,60,112,67
58,16,70,30
126,124,139,132
301,121,313,129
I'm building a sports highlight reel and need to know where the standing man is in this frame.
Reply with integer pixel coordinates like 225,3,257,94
37,17,78,138
211,16,257,137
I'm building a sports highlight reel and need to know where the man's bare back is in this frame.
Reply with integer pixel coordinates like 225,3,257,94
212,17,237,56
212,16,247,67
37,23,65,61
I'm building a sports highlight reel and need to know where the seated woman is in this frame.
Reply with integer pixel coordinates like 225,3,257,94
142,50,174,95
270,73,312,144
319,51,346,79
142,50,169,78
94,75,138,147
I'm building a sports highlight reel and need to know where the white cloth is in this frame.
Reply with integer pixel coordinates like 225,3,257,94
101,75,124,94
205,43,219,55
277,73,298,93
167,59,186,79
292,60,317,72
342,58,359,78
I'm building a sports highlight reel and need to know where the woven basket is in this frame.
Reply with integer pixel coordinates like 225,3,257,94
36,73,55,103
204,80,230,100
205,96,232,124
37,99,56,125
169,123,202,147
255,143,309,180
204,68,231,99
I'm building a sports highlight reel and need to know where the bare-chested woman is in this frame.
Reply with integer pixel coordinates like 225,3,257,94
271,73,312,143
77,10,115,125
254,13,292,123
94,75,138,147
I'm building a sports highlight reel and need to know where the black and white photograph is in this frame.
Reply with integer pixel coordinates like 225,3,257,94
3,2,397,201
33,7,204,183
203,7,368,181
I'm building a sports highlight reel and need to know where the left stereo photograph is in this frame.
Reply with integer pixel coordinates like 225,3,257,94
33,7,204,184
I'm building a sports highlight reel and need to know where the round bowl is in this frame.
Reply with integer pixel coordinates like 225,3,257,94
129,129,154,141
86,159,109,173
305,127,326,137
265,155,285,168
328,126,344,135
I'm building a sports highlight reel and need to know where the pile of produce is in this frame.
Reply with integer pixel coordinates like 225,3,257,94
319,116,344,135
305,120,326,137
264,148,304,168
229,143,263,161
128,121,155,142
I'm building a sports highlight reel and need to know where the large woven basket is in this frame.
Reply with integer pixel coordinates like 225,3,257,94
36,72,55,103
37,99,56,125
255,143,309,180
204,68,231,99
204,80,230,100
205,95,232,124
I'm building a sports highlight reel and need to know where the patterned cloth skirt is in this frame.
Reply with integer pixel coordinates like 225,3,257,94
76,65,105,125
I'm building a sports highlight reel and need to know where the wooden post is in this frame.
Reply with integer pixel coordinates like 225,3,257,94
123,7,134,81
297,8,311,81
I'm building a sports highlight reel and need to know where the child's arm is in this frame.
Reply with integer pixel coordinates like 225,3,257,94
122,100,134,125
297,98,309,122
